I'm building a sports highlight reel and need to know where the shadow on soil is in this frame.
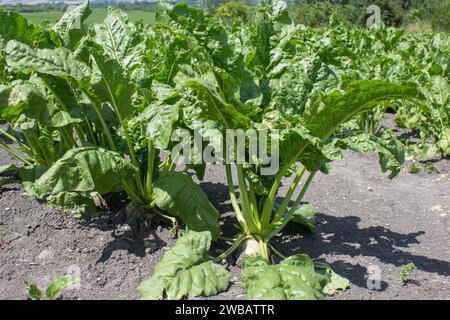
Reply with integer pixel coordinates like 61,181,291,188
272,212,450,290
202,181,450,291
70,179,449,292
80,207,169,263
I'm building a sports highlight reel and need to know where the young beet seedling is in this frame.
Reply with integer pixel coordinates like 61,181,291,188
24,275,77,300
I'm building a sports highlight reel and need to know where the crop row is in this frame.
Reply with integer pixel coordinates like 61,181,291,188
0,1,448,300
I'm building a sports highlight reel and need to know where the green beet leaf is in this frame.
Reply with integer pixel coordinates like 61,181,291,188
0,9,60,48
305,81,422,141
45,275,77,300
24,281,42,300
153,172,220,240
290,204,318,233
92,8,143,71
90,52,135,121
184,78,250,129
53,1,92,49
242,254,349,300
6,40,91,82
134,102,179,150
29,147,137,213
138,230,229,300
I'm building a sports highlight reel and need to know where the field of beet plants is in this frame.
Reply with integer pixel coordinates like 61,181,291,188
0,1,449,302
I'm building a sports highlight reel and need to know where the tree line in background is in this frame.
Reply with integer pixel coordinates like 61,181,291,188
0,0,448,31
212,0,449,32
287,0,450,31
0,1,157,13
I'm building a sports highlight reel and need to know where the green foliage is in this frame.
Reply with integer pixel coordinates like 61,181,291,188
24,275,77,300
289,204,318,233
138,230,229,300
216,1,253,25
28,147,137,214
152,0,422,299
0,1,220,235
429,0,450,32
53,0,92,49
153,172,220,240
0,9,60,48
0,164,16,188
0,0,447,301
399,262,417,285
242,255,349,300
289,0,449,31
397,76,449,159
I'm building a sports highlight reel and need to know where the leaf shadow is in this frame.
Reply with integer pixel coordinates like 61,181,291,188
80,207,169,263
271,211,450,289
201,181,450,291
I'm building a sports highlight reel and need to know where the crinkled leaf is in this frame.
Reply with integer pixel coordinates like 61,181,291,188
153,172,220,240
138,231,229,300
339,130,405,179
184,78,250,129
53,1,91,49
157,2,238,76
19,164,48,194
90,53,134,120
29,147,136,213
279,126,341,173
0,81,50,124
409,142,440,162
0,83,16,122
0,9,59,48
314,261,350,296
47,191,96,215
25,74,85,128
93,8,143,71
242,254,348,300
305,81,422,141
145,25,210,85
290,204,318,233
135,103,179,149
6,40,91,82
408,163,421,174
51,110,83,127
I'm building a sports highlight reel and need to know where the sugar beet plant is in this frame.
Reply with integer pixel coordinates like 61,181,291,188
0,2,220,237
138,1,422,300
323,22,449,163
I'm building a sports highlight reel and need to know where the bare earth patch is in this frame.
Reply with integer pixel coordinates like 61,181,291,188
0,147,449,300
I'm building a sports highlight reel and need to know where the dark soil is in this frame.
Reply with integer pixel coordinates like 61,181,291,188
1,124,449,300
